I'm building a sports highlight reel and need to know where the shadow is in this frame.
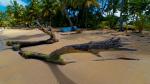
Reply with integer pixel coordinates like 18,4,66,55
0,47,12,52
93,57,140,61
16,52,76,84
6,33,46,40
47,63,76,84
115,47,137,51
60,32,81,35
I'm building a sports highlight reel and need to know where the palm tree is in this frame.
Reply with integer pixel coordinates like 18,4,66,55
119,0,125,31
75,0,99,28
128,0,149,33
26,0,42,26
82,0,100,28
41,0,60,27
58,0,99,27
6,1,26,26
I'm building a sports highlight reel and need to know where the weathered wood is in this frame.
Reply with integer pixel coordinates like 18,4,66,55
35,20,57,40
19,37,125,65
18,51,73,65
6,20,58,51
7,38,58,51
49,37,123,57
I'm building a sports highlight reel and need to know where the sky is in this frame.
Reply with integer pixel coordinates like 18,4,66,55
0,0,120,16
0,0,28,12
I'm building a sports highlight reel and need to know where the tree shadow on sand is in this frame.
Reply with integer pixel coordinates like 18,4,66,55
6,33,46,40
47,63,76,84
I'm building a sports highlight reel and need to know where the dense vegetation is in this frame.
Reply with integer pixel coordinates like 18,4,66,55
0,0,149,32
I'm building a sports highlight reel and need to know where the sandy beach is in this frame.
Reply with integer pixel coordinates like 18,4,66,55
0,29,150,84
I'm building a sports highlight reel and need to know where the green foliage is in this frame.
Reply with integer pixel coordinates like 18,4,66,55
104,15,119,29
0,0,149,32
134,15,145,33
98,21,110,29
0,12,12,27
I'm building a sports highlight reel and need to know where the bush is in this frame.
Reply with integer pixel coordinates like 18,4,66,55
104,15,119,29
98,21,110,29
144,24,150,31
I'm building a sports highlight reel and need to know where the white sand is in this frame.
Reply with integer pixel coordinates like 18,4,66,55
0,29,150,84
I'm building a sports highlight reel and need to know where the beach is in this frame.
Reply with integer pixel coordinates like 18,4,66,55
0,29,150,84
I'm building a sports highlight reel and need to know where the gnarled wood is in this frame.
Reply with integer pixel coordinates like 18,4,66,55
35,20,57,41
49,37,123,57
18,51,73,65
19,37,126,65
7,38,58,51
6,20,58,51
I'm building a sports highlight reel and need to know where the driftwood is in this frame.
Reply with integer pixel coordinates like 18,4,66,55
19,37,129,65
35,20,57,40
18,51,69,65
7,38,58,51
6,21,58,51
49,37,123,57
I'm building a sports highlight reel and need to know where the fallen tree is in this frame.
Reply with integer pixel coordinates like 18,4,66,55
7,38,58,51
18,51,69,65
18,37,137,65
6,20,58,51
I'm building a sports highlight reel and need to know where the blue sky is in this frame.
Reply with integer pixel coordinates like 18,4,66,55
0,0,28,12
0,0,120,16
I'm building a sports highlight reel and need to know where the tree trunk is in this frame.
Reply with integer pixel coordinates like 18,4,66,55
119,0,124,31
7,20,58,51
18,51,67,65
49,37,122,57
18,37,125,65
61,4,73,27
7,38,58,51
64,9,73,26
85,8,88,28
35,20,57,41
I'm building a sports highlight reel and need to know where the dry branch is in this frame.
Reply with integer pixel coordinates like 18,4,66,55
18,51,72,65
7,38,58,51
6,20,58,51
49,37,122,57
19,37,126,65
35,20,57,40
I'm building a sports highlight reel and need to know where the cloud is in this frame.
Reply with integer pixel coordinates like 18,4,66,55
0,0,10,6
0,0,27,6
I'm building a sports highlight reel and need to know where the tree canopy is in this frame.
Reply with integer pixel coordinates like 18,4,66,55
0,0,149,32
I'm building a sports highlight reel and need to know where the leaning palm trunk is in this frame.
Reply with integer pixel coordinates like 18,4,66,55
7,20,58,51
119,0,125,31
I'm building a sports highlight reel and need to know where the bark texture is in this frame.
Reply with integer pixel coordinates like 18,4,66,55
6,20,58,51
19,37,128,65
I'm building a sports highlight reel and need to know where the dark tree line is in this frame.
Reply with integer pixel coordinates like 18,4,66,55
0,0,149,32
